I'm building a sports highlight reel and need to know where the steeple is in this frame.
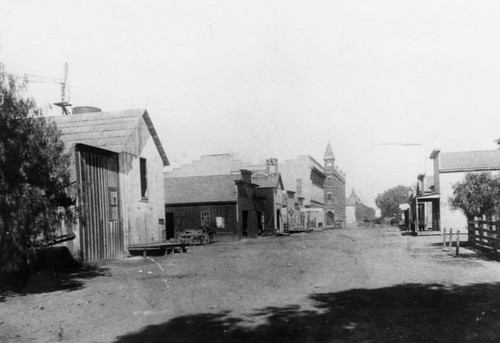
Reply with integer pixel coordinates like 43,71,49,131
324,142,335,160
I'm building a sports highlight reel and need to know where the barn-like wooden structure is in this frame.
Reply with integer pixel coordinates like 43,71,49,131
49,108,169,261
164,170,261,241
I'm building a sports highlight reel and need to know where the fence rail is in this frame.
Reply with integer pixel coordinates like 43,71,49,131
467,216,500,254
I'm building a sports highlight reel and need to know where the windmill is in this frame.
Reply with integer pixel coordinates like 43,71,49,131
24,63,71,115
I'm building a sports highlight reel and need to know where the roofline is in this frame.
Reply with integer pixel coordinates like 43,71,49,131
440,167,500,173
74,143,118,157
164,173,239,180
142,110,169,166
165,201,237,207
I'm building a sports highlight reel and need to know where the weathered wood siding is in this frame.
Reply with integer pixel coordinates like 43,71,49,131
236,173,259,238
120,117,166,247
75,145,123,261
165,203,238,241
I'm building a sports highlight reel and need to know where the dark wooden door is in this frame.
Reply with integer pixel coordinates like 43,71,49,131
242,210,249,237
166,212,175,240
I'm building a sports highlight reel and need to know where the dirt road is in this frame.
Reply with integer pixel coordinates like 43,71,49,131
2,226,500,342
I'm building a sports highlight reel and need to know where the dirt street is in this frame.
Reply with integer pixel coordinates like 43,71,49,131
2,226,500,342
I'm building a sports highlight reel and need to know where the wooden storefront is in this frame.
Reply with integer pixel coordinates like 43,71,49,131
165,202,238,241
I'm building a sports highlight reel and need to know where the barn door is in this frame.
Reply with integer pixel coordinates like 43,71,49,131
76,146,122,261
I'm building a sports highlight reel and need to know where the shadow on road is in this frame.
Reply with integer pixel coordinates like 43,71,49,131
0,247,109,301
114,282,500,343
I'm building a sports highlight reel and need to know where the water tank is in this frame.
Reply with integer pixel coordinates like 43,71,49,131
72,106,101,114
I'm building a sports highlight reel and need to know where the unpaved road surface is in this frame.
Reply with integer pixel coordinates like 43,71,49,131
2,226,500,342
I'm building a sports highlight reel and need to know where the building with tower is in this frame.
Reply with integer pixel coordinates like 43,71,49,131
323,142,346,228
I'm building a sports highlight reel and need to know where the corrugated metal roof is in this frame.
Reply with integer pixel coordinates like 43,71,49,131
47,108,169,166
440,150,500,171
164,174,239,204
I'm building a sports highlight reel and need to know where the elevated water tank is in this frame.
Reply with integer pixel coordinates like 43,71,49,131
72,106,101,114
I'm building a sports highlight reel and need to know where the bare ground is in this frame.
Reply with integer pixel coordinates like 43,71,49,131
2,225,500,342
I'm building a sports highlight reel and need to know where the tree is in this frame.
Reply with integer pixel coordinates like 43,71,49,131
0,63,75,271
449,172,500,219
375,185,412,218
355,202,376,222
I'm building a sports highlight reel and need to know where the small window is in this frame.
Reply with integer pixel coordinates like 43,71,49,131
109,188,118,220
201,211,211,226
327,192,332,204
140,158,148,198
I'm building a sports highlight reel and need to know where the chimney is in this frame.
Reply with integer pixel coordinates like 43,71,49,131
266,158,278,175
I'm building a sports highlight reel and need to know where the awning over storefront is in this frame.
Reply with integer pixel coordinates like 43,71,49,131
413,193,439,203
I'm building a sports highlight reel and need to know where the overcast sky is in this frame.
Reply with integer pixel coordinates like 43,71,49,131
2,0,500,207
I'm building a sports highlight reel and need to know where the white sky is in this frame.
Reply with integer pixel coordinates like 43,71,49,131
2,0,500,208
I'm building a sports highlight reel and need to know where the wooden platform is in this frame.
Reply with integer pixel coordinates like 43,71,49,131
128,242,188,257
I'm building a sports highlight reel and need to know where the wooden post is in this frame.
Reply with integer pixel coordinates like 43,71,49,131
443,227,447,249
415,198,419,235
448,228,453,252
456,230,460,256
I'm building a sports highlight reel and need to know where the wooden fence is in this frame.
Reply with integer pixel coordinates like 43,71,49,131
468,216,500,254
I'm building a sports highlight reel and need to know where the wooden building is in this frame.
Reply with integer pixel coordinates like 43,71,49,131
48,108,169,261
164,170,261,241
426,148,500,232
252,167,285,235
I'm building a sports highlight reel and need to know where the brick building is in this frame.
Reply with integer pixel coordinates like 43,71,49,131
323,142,346,228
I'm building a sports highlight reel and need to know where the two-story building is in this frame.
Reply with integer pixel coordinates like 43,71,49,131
429,148,500,231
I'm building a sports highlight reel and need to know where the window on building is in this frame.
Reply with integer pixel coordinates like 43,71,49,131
140,158,148,198
109,188,118,220
201,211,211,226
327,192,332,204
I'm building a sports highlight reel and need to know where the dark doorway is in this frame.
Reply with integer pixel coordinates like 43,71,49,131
242,210,249,237
276,210,281,232
165,212,175,240
257,212,263,235
327,211,334,227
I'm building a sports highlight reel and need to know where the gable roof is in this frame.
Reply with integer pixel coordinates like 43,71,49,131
251,174,284,189
164,174,240,204
47,108,169,166
440,150,500,172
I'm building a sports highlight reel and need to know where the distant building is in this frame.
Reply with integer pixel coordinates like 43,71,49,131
49,108,169,261
428,148,500,231
323,142,346,228
164,170,261,240
166,142,347,231
252,166,285,235
409,173,438,232
345,189,359,225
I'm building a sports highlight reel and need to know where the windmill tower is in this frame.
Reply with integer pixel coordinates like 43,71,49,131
24,63,71,115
